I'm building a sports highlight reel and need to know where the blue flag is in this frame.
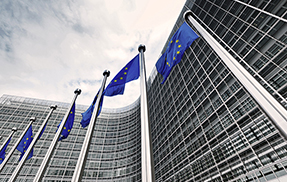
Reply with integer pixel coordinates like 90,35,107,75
104,54,140,96
80,90,103,128
0,138,11,164
80,55,139,128
156,22,199,83
17,126,33,161
38,123,47,139
57,103,75,140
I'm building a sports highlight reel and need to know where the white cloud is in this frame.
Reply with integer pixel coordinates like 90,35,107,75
0,0,186,109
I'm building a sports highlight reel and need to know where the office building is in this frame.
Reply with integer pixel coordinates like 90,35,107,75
0,95,141,181
148,0,287,181
1,0,287,181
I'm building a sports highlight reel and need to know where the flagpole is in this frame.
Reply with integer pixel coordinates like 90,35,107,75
0,127,17,153
8,105,57,182
71,70,110,182
184,11,287,139
138,44,155,182
33,89,81,182
0,117,35,172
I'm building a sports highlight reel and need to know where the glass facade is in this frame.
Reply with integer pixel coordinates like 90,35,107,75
0,95,141,182
0,0,287,181
147,0,287,181
189,0,287,109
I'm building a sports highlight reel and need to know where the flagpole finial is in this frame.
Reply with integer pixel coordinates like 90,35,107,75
183,10,193,21
103,70,110,77
74,88,82,95
138,44,146,52
12,127,17,132
30,117,36,122
50,105,57,110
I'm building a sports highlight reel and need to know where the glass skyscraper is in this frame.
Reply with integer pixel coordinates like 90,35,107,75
1,0,287,181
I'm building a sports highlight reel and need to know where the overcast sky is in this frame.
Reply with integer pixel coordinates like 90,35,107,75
0,0,186,109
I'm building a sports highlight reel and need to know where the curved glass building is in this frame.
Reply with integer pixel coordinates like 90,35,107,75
1,0,287,181
0,96,142,182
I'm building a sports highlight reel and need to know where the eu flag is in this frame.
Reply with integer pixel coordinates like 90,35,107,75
80,90,103,128
57,103,75,140
156,22,199,83
104,54,140,96
17,126,33,161
0,138,11,164
38,123,47,139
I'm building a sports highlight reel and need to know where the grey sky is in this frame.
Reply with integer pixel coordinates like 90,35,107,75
0,0,186,109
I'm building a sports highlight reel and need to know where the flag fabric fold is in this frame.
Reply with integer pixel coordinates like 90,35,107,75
0,138,11,164
57,103,75,140
80,54,140,128
80,90,103,128
17,126,33,161
156,22,199,84
104,54,140,97
38,123,47,139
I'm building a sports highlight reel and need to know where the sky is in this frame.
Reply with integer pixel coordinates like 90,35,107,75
0,0,186,109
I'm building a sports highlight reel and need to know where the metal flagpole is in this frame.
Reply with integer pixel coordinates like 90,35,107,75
0,117,35,172
71,70,110,182
9,105,57,182
183,11,287,138
0,127,17,165
33,89,81,182
138,44,155,182
0,127,17,154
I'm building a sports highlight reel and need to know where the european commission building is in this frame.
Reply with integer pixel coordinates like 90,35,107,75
1,0,287,181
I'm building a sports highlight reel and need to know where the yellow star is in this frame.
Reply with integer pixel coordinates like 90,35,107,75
68,130,70,132
31,136,33,138
24,150,26,152
167,62,170,67
170,40,173,43
176,40,179,43
125,67,128,70
70,111,73,114
23,146,25,148
64,127,66,129
173,57,176,60
177,51,180,54
26,138,29,140
178,45,181,48
124,72,127,75
120,77,123,80
0,158,2,160
24,142,26,144
114,80,117,82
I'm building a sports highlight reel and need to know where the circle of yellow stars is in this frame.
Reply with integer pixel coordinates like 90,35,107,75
23,135,33,152
166,39,182,67
114,67,128,82
63,110,74,133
